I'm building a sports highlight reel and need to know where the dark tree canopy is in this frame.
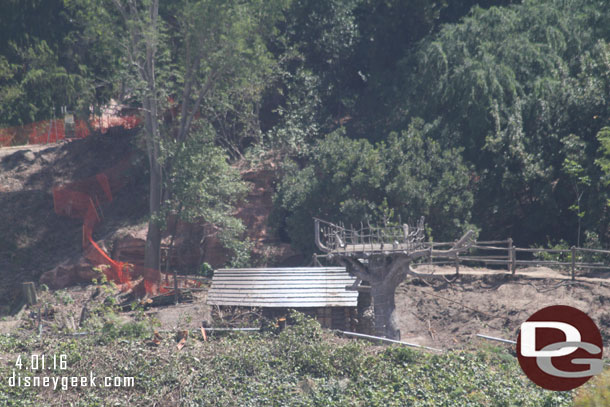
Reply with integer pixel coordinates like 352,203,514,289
2,0,610,262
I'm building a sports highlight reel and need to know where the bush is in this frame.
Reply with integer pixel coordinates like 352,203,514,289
573,369,610,407
97,318,151,345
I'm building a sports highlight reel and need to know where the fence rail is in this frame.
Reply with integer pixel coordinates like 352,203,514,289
314,219,610,280
423,239,610,281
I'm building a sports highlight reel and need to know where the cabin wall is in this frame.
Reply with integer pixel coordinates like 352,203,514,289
262,307,356,330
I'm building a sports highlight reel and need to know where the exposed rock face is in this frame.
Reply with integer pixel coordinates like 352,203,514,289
39,162,300,289
111,162,300,270
112,229,147,268
199,164,300,268
40,257,100,289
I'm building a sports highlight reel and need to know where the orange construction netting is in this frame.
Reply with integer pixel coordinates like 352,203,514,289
5,115,198,297
0,115,139,147
52,157,163,296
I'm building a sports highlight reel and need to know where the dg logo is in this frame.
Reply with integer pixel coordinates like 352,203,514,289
517,305,604,391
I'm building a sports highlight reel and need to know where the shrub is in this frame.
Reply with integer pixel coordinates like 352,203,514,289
573,369,610,407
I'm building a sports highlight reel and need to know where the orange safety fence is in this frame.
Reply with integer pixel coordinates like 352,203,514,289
0,115,140,147
52,156,163,296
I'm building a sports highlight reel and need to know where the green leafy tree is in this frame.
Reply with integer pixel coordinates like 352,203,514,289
561,135,591,247
162,124,250,267
275,123,473,255
379,0,610,244
0,0,121,127
274,129,386,254
102,0,285,270
595,127,610,185
382,119,474,240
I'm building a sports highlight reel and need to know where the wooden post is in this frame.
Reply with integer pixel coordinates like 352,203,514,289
571,246,576,281
507,238,513,273
21,282,37,306
455,255,460,275
174,272,180,304
511,246,516,275
37,305,42,337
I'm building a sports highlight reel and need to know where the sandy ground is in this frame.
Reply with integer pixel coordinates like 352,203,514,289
396,266,610,357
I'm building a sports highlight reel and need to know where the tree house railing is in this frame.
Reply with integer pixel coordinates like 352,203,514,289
314,217,427,254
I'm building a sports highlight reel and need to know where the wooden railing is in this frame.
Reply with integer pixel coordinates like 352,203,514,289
422,239,610,280
314,217,426,253
314,218,610,280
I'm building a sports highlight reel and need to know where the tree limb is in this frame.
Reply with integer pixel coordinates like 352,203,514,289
334,257,375,283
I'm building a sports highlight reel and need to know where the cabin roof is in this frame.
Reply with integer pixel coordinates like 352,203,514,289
206,267,358,308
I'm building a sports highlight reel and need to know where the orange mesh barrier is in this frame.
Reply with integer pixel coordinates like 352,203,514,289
0,115,140,147
53,157,161,295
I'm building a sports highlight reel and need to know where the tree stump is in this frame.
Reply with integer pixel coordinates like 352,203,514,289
21,282,37,306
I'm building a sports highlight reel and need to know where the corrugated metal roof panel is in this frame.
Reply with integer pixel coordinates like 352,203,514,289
206,267,358,308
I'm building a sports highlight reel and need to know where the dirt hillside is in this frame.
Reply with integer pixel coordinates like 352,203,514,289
0,131,144,309
397,269,610,356
0,130,295,309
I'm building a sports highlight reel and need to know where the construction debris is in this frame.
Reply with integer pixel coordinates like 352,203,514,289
476,333,517,345
339,331,443,352
176,330,188,350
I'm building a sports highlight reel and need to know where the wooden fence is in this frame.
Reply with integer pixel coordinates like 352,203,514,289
417,239,610,281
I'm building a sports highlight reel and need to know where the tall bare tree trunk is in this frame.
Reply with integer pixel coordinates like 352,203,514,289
113,0,219,272
145,157,162,270
142,0,162,271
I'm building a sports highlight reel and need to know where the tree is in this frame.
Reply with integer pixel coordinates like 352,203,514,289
273,130,386,254
596,127,610,182
382,119,474,239
0,0,120,127
108,0,283,270
274,123,474,256
561,135,591,247
379,0,610,245
162,124,250,268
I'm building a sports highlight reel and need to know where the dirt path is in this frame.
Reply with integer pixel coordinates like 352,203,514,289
0,143,59,158
412,263,610,283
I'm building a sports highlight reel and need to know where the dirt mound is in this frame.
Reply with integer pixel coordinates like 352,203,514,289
0,129,144,306
395,273,610,355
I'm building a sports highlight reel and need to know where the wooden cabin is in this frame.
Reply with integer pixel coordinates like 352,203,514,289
206,267,358,330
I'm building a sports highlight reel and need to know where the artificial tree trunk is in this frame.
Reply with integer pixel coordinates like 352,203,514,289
370,281,401,339
321,219,474,341
339,256,408,340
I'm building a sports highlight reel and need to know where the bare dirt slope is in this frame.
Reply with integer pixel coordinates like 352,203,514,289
0,131,145,309
396,268,610,356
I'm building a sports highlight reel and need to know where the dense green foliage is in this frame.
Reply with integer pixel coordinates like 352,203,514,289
275,123,474,253
162,124,252,266
273,0,610,252
574,368,610,406
0,0,120,125
389,0,610,245
2,0,610,258
0,313,575,406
